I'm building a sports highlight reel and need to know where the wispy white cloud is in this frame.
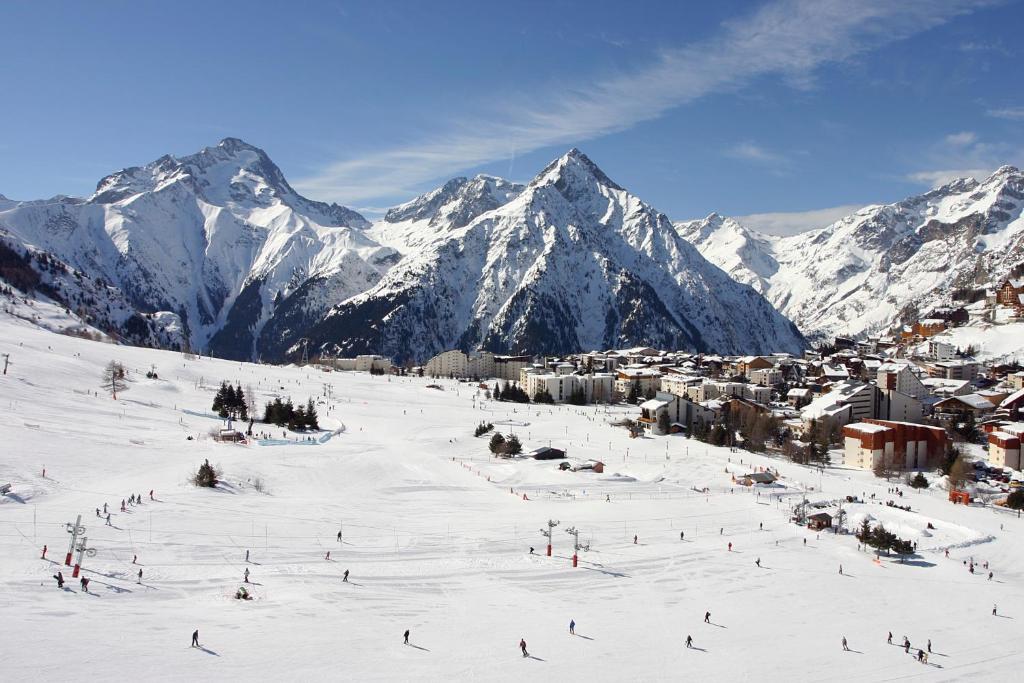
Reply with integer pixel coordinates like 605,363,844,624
737,204,865,236
725,142,788,165
944,131,978,147
906,129,1020,188
295,0,998,204
987,106,1024,120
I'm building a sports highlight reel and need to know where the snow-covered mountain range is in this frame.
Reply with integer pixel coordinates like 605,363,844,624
0,140,805,361
678,166,1024,341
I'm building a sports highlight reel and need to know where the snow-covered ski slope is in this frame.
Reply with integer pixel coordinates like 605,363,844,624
1,317,1022,680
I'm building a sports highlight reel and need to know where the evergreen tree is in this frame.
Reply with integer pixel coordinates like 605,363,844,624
305,398,319,430
212,382,228,416
657,411,671,434
627,382,640,404
505,434,522,456
567,386,587,405
489,432,506,455
908,471,929,489
533,388,555,404
493,383,502,401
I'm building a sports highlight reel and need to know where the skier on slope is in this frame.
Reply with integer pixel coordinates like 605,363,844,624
192,630,200,647
842,637,849,651
343,570,349,582
244,568,250,583
680,531,684,540
755,558,761,568
404,629,410,645
887,632,892,644
54,571,64,588
704,611,711,623
685,635,693,648
520,638,528,657
569,620,575,635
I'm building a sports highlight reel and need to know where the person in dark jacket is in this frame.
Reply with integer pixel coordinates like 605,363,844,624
192,630,200,647
404,629,410,645
519,638,528,657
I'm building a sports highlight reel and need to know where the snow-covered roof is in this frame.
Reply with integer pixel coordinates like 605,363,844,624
639,399,669,410
938,393,994,410
787,388,811,397
1000,388,1024,407
845,422,890,434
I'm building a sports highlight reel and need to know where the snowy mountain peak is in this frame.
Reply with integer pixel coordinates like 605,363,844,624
534,148,624,194
383,174,524,229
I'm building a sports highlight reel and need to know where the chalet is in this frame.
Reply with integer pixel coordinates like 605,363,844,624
807,512,833,530
739,471,776,486
737,356,774,377
995,277,1024,313
933,393,995,418
527,446,566,461
913,319,947,338
615,367,663,397
787,387,812,408
998,388,1024,420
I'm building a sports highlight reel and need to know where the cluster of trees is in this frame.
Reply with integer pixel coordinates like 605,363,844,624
1007,489,1024,510
368,366,388,376
212,382,250,420
533,388,555,404
474,421,494,437
855,519,914,557
488,432,522,456
625,382,656,404
493,382,530,403
262,397,320,431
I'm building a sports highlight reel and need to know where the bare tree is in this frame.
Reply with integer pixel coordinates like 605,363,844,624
100,360,128,399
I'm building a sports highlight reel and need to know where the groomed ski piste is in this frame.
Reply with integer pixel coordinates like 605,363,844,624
1,316,1023,681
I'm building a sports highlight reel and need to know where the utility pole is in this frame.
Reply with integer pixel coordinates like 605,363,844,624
71,536,95,578
64,514,84,566
540,519,559,557
565,526,589,568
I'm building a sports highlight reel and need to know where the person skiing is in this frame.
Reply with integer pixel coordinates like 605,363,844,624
842,637,849,651
569,619,575,635
529,547,535,555
54,571,64,588
41,544,47,560
993,604,997,616
149,490,154,501
927,639,931,653
704,611,711,623
80,576,90,593
343,569,349,582
96,507,100,517
404,629,410,645
685,635,693,648
520,638,528,657
244,568,250,583
680,531,684,541
633,535,638,544
803,538,807,546
917,649,924,662
103,503,108,514
988,571,994,580
133,554,137,564
759,522,763,531
337,530,342,543
325,551,331,560
137,568,143,584
245,549,250,562
728,542,732,552
106,513,112,526
192,630,200,647
904,638,911,654
887,632,892,644
839,565,843,575
755,558,761,568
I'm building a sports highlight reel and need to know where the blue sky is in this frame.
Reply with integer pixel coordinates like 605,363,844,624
2,0,1023,233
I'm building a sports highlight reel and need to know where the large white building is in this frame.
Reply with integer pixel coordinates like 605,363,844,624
424,350,531,380
333,355,392,373
523,372,615,403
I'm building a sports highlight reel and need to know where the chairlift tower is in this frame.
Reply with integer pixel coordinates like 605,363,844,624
540,519,559,557
565,526,590,568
